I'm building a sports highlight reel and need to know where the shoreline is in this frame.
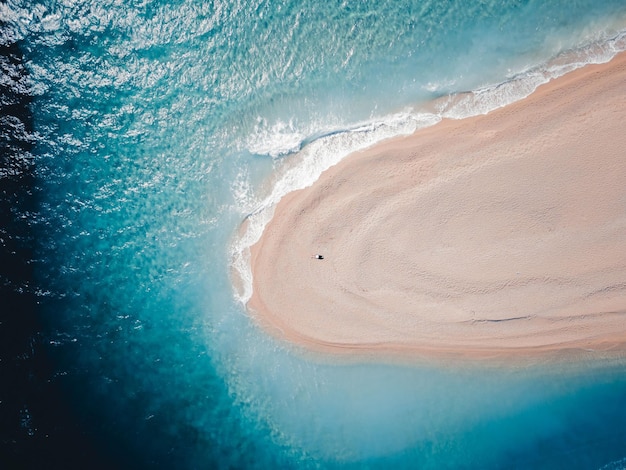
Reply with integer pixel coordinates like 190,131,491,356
247,52,626,360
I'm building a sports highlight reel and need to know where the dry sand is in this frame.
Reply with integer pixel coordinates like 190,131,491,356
247,53,626,359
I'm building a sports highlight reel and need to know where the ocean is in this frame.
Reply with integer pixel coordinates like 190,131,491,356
2,0,626,468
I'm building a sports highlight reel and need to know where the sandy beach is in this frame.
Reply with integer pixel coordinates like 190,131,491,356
247,53,626,359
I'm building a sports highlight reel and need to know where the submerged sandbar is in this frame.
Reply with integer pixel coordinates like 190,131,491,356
247,53,626,358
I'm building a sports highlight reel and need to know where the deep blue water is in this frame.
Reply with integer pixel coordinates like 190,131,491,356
3,0,626,468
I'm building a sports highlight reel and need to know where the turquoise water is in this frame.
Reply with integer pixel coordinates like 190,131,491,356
5,0,626,467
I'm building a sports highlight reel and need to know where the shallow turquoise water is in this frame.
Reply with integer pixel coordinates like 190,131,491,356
4,0,626,467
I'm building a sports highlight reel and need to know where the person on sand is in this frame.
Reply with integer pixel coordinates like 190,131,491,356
312,254,324,260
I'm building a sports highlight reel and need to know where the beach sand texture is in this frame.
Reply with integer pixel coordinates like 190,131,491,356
248,53,626,358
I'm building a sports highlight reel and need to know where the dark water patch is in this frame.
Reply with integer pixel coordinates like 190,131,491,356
0,29,120,469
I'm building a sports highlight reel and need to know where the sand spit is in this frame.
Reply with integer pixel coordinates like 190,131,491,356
248,53,626,359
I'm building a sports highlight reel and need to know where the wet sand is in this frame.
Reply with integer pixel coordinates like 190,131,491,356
247,53,626,359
